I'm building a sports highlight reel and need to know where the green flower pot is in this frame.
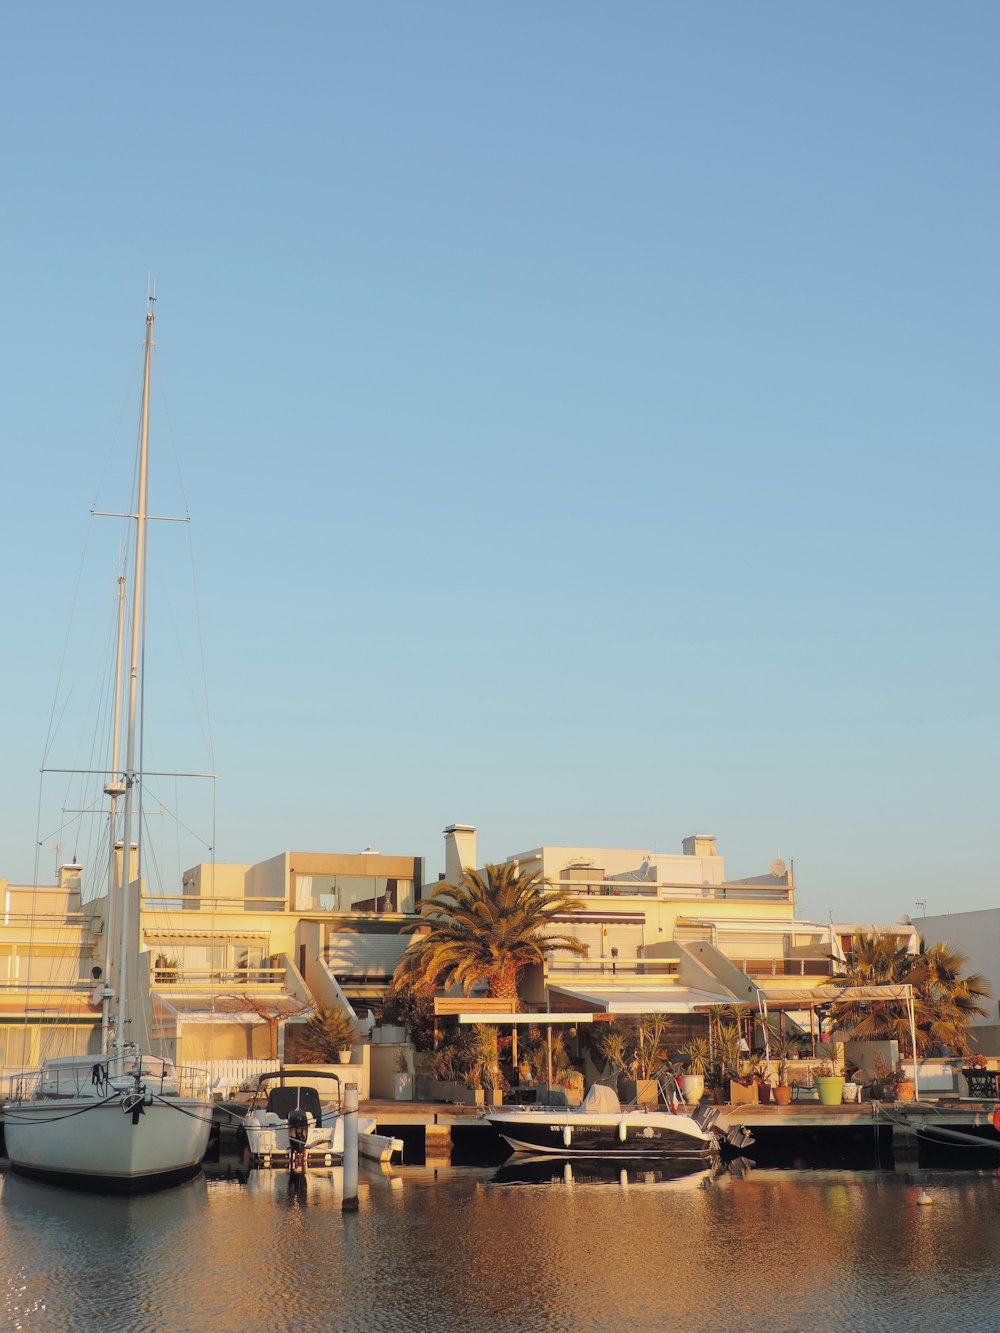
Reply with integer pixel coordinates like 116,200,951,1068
816,1076,845,1106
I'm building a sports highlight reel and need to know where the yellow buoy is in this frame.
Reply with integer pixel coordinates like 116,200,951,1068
917,1190,933,1205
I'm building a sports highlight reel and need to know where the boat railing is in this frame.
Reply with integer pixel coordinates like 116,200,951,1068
5,1057,212,1102
3,1070,43,1102
142,1061,213,1099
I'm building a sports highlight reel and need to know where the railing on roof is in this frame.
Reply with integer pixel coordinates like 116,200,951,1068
557,880,791,904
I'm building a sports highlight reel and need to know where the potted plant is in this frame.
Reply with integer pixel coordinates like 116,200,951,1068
471,1023,505,1107
629,1015,670,1106
868,1051,893,1100
293,1005,358,1065
677,1038,710,1104
813,1044,844,1105
773,1059,792,1106
894,1061,916,1103
768,1031,797,1106
962,1052,997,1099
710,1020,742,1104
598,1028,629,1095
153,954,180,983
751,1058,773,1105
393,1048,414,1101
557,1068,585,1107
729,1059,759,1106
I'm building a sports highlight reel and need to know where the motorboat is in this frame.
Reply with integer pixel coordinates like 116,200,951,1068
241,1068,403,1167
487,1081,753,1160
3,299,214,1193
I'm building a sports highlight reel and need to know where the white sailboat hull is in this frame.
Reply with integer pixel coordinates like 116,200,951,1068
4,1097,213,1192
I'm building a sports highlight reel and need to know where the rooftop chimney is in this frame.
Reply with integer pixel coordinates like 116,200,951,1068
443,824,477,884
682,834,718,858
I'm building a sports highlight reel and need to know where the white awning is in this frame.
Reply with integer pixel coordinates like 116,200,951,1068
547,983,740,1015
456,1012,595,1026
757,984,913,1006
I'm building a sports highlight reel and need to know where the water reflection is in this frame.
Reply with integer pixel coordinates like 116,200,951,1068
1,1173,208,1331
3,1163,1000,1331
490,1156,752,1190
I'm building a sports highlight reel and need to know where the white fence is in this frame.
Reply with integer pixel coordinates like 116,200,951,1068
202,1058,280,1097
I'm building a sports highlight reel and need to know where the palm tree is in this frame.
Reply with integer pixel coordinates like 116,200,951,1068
828,932,990,1055
915,941,992,1054
391,862,588,1002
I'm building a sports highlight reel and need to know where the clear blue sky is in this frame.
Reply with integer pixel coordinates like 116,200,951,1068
2,4,996,923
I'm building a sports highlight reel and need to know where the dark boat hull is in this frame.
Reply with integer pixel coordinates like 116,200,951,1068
489,1114,717,1160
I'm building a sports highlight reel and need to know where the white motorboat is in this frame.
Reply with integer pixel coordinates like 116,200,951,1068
3,299,214,1192
487,1082,753,1160
241,1068,403,1167
361,1131,405,1164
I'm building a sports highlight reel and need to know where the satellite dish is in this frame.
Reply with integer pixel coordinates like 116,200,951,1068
770,859,787,878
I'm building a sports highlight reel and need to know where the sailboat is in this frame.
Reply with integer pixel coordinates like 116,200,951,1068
3,298,215,1192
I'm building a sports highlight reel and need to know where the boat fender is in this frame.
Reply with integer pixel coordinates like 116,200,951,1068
618,1119,627,1142
992,1106,1000,1135
562,1125,572,1147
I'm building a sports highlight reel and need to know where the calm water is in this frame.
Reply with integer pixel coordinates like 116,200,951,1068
3,1158,1000,1332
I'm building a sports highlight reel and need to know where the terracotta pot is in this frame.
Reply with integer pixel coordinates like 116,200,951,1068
729,1080,759,1105
773,1085,792,1106
895,1079,915,1103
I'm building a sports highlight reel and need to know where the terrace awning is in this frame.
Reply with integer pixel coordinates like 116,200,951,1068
547,983,741,1014
456,1012,595,1025
756,983,920,1098
757,984,914,1005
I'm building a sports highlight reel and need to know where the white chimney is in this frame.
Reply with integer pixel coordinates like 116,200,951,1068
682,833,718,858
443,824,477,883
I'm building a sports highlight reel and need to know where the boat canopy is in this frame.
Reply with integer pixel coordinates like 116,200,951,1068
580,1083,621,1114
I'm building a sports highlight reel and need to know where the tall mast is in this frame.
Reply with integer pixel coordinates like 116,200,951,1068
114,298,154,1066
101,574,127,1054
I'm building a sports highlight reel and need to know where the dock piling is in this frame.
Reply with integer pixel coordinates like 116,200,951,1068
342,1086,359,1213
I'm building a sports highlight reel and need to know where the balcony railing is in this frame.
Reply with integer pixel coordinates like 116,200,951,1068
735,958,833,978
151,966,286,988
547,957,679,978
545,956,833,981
0,980,92,993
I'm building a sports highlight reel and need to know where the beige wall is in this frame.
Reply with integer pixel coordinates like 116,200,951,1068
180,1021,275,1062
